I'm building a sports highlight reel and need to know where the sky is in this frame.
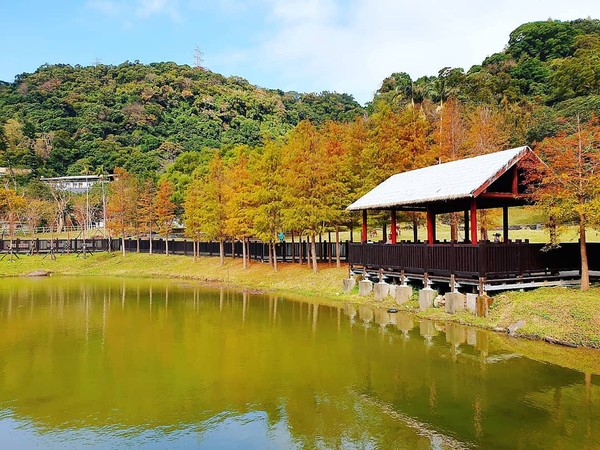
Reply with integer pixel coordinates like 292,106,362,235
1,1,598,104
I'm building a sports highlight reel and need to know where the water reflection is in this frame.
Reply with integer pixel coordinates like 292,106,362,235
0,277,598,449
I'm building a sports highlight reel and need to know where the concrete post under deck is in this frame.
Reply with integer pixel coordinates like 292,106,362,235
374,282,390,301
359,280,373,296
342,278,356,293
419,287,436,311
445,292,466,314
395,285,413,305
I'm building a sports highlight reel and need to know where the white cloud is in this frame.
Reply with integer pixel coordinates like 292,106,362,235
86,0,183,23
135,0,182,21
217,0,600,103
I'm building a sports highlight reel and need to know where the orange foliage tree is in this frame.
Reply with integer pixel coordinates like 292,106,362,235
155,179,176,256
106,167,137,256
531,115,600,290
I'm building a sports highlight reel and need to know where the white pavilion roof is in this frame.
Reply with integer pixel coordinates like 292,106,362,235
347,146,533,210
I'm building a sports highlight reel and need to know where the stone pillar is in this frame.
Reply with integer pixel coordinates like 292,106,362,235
373,282,390,301
466,293,477,314
388,284,397,298
395,285,413,305
445,292,466,314
342,278,356,293
358,280,373,296
418,287,436,311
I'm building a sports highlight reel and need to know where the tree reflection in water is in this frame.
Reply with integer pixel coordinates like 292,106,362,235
0,277,597,449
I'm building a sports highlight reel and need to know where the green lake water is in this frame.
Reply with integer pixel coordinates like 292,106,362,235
0,277,598,449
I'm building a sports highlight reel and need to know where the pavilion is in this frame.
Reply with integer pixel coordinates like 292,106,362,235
346,147,598,292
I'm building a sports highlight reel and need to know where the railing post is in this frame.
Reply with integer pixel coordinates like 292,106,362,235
450,241,456,292
478,240,487,295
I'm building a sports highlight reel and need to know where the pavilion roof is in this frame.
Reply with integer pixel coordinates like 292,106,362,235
347,146,537,211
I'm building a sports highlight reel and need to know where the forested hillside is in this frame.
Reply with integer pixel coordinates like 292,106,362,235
0,62,362,178
373,18,600,143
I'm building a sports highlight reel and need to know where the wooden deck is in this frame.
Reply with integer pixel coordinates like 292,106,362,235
348,241,600,291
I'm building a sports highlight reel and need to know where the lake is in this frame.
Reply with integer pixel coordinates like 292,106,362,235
0,277,597,449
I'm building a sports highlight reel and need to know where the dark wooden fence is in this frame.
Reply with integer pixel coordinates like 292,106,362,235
0,238,349,263
348,241,599,280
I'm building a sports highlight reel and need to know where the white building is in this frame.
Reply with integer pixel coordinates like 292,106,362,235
40,174,114,194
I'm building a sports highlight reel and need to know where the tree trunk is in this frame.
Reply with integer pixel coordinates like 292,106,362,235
149,226,153,254
412,214,418,242
193,240,197,262
121,235,126,257
242,238,247,270
580,215,590,291
272,242,278,272
136,233,140,253
450,212,459,242
311,233,318,273
291,231,296,263
335,225,341,268
219,239,225,266
165,236,170,256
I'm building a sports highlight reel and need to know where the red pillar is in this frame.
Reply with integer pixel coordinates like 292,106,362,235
426,209,435,244
390,210,397,244
470,199,478,244
361,210,367,243
512,166,519,194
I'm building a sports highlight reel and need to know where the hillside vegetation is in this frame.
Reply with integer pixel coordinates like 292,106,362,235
0,62,362,178
1,19,599,180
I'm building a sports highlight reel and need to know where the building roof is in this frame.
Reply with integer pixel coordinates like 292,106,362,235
347,146,536,211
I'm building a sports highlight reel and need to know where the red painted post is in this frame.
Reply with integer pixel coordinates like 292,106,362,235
470,199,478,244
426,209,435,244
361,210,367,243
390,210,397,244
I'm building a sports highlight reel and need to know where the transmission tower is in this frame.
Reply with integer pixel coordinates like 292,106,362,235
194,46,204,69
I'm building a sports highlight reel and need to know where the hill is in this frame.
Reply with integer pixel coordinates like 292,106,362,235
1,18,599,180
0,62,363,178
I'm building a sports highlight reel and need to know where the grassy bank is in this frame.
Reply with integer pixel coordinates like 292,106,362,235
1,252,599,348
421,289,600,348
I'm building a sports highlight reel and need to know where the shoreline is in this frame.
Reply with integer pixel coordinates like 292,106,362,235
1,252,599,349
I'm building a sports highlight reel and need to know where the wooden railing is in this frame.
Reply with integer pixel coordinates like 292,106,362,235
0,238,350,263
348,241,598,280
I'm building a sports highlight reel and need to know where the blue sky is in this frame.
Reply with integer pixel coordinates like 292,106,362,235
2,1,598,104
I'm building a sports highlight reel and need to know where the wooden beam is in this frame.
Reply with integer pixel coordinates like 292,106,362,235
470,199,478,244
390,210,397,244
472,153,524,198
361,210,367,243
478,192,527,199
464,210,470,243
512,166,519,194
